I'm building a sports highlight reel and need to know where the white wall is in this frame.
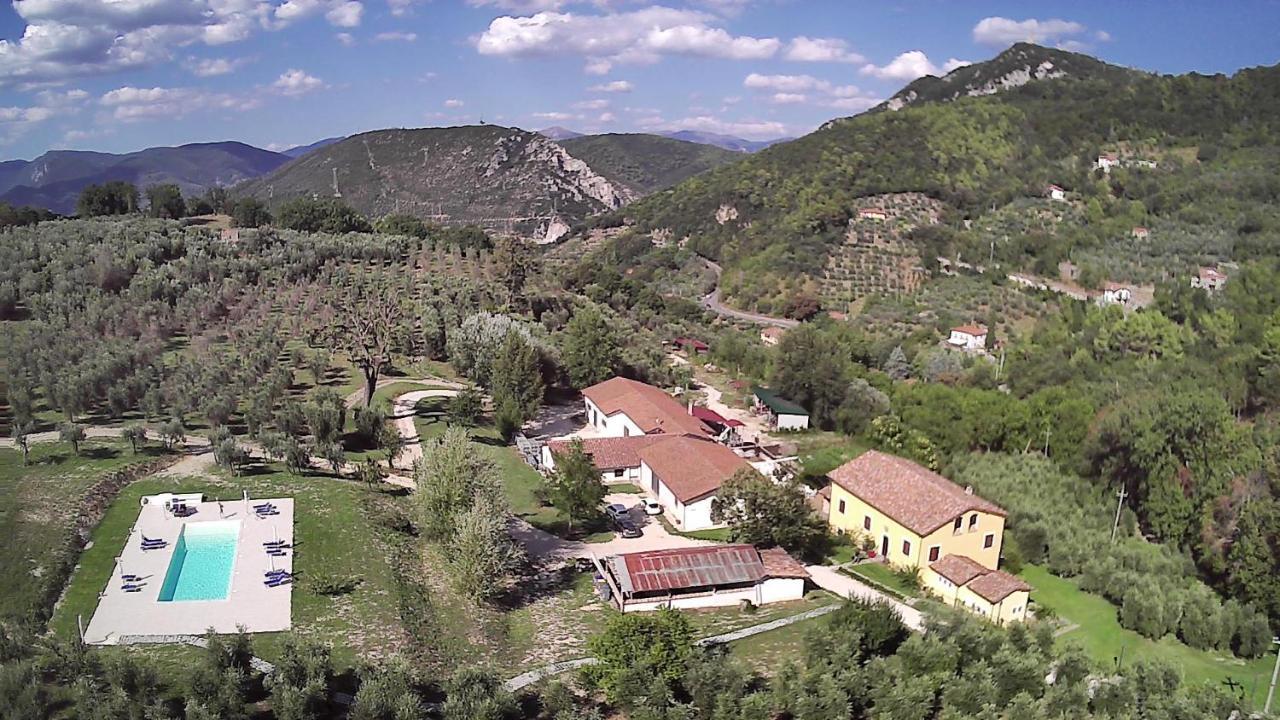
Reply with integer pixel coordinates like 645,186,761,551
640,462,719,531
759,577,807,604
585,397,645,438
948,331,986,351
621,577,806,612
776,413,810,431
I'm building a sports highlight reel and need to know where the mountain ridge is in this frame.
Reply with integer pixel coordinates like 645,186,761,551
0,141,289,214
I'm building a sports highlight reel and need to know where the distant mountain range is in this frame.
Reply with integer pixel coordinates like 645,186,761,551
539,127,788,153
282,136,345,158
0,142,289,215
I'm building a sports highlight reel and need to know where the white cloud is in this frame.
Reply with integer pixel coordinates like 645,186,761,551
638,113,792,140
335,32,355,46
186,56,250,77
588,80,632,93
375,31,417,42
572,99,609,110
597,111,615,122
468,0,566,9
99,85,253,120
0,86,90,143
388,0,418,15
784,36,863,64
1095,30,1112,42
744,73,825,92
0,0,379,86
942,58,971,73
475,7,779,74
444,98,464,108
325,1,364,28
860,50,947,81
972,17,1090,47
271,69,325,97
769,92,806,105
532,111,574,120
584,58,612,75
742,73,880,111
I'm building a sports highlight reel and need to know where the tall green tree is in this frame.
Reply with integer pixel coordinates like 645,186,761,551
562,305,620,389
490,331,544,425
544,440,606,533
770,324,847,428
145,184,186,219
711,468,827,559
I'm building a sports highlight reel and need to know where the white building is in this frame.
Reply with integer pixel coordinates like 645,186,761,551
751,386,810,431
581,377,711,439
1100,282,1133,306
947,324,988,351
1095,154,1120,173
1046,184,1067,202
857,208,888,221
1191,267,1228,293
600,544,809,612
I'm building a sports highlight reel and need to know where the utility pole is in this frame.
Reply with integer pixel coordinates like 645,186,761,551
1110,486,1128,542
1265,636,1280,715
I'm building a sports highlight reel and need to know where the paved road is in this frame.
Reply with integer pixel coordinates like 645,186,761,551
699,258,799,329
804,565,924,631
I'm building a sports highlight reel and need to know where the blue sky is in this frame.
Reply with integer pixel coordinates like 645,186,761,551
1,0,1278,159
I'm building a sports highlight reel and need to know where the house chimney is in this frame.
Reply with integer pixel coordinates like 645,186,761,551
964,485,973,495
688,400,694,414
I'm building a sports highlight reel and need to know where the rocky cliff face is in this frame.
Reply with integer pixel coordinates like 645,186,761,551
237,125,628,237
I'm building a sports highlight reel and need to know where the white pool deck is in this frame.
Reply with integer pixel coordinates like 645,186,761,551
82,496,294,645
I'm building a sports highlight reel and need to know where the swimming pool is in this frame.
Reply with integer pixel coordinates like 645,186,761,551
158,521,240,602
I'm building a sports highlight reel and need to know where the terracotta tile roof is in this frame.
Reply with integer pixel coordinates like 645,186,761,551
759,547,810,579
965,568,1032,604
690,405,745,428
951,324,988,336
609,544,764,594
828,450,1006,535
1198,267,1226,281
546,435,668,471
637,434,750,503
582,377,711,436
929,554,990,586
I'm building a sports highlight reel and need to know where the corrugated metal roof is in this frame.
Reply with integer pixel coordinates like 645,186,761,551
611,545,765,594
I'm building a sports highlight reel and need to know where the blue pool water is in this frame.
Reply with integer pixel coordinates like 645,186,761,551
157,521,240,601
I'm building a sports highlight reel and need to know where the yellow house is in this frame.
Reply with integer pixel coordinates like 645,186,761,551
923,554,1031,626
827,450,1008,571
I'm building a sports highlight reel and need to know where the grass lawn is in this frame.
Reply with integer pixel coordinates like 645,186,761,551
730,609,834,671
655,516,735,542
0,440,164,618
843,563,920,599
792,433,868,477
1022,565,1276,708
52,465,408,672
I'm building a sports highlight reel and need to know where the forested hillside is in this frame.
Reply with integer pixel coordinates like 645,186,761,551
613,43,1280,313
559,133,741,196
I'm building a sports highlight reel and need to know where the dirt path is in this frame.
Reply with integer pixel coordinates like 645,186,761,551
343,376,467,409
700,258,798,329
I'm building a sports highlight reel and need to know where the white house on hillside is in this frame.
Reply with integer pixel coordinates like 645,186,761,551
1100,282,1133,306
1046,184,1066,202
948,324,988,351
1191,267,1228,293
1095,154,1120,173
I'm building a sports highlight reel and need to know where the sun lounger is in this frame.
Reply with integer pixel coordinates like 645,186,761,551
265,569,290,576
267,551,287,558
256,510,280,516
124,587,143,593
122,574,142,581
253,502,276,510
141,534,165,544
122,583,144,590
265,577,292,587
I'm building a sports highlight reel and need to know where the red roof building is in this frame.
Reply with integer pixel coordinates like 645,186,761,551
603,544,809,611
582,377,711,437
673,337,710,353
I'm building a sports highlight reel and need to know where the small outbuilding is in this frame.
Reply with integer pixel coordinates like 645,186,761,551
760,326,786,346
599,544,809,612
924,554,1031,626
1191,267,1228,293
1046,184,1067,202
673,337,709,354
751,386,810,431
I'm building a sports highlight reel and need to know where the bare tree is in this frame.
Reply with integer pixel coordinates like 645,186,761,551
322,274,409,406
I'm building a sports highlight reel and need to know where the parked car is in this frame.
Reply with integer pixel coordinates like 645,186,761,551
642,499,663,516
604,503,629,520
613,517,643,538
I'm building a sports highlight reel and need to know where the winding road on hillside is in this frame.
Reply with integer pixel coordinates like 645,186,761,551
699,258,799,329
